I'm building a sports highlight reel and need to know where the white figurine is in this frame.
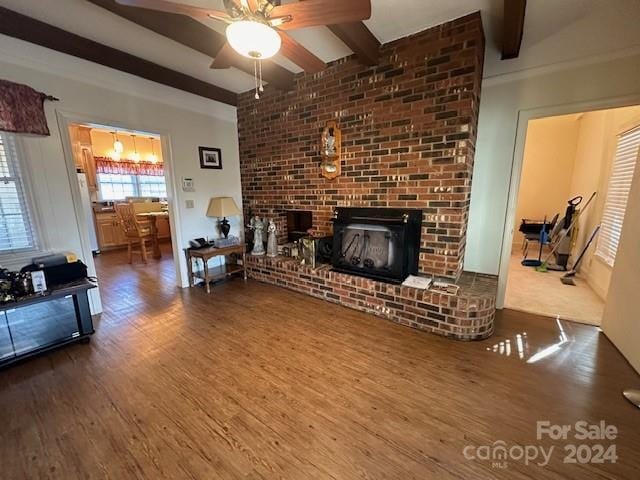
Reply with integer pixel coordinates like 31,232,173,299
266,219,278,257
322,128,337,156
249,216,265,256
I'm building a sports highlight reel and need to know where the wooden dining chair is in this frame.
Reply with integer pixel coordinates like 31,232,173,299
115,203,154,264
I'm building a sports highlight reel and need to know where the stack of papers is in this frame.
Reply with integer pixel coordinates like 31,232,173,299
402,275,433,290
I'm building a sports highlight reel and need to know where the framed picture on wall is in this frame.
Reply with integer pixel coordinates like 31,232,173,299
199,147,222,169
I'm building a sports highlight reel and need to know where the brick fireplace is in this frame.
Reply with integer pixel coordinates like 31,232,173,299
237,12,496,340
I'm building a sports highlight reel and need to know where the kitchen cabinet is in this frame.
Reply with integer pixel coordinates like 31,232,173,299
95,212,127,249
69,125,98,193
156,217,171,239
81,146,98,192
69,126,83,169
94,207,171,250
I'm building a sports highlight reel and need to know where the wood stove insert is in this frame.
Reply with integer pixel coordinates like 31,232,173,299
331,208,422,284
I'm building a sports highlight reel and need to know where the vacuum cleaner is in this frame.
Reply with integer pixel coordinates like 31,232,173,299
537,192,597,272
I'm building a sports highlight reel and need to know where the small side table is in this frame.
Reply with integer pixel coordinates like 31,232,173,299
185,244,247,293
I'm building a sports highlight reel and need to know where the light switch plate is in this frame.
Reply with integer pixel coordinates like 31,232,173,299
185,199,195,209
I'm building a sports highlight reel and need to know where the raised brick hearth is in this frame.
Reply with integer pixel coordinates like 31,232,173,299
246,256,496,341
238,12,485,280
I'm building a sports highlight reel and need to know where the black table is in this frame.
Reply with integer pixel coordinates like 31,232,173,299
0,280,96,369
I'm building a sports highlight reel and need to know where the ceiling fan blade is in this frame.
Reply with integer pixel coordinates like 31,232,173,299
278,31,326,73
271,0,371,30
115,0,230,20
210,43,237,69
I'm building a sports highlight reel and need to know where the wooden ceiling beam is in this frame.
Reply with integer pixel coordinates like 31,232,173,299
278,31,326,73
328,22,379,66
88,0,294,90
295,0,379,66
502,0,527,60
0,7,237,106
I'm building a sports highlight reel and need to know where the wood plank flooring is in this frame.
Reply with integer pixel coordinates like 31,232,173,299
1,245,639,479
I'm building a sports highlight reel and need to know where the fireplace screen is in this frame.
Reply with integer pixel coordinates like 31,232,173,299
331,208,422,284
339,224,393,270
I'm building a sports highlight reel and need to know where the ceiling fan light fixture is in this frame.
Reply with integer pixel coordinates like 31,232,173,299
226,20,281,60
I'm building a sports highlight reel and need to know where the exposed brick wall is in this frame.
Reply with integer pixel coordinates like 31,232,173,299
238,12,485,279
246,256,496,341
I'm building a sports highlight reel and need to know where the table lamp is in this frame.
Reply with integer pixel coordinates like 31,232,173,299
207,197,242,239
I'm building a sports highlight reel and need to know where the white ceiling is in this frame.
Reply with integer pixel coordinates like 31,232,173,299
1,0,639,94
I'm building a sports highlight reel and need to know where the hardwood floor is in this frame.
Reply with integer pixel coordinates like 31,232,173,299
1,246,639,479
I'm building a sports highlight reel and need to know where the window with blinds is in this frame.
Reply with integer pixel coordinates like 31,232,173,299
0,133,39,254
96,173,167,201
595,125,640,267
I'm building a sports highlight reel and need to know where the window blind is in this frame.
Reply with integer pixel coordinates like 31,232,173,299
0,133,38,253
595,126,640,267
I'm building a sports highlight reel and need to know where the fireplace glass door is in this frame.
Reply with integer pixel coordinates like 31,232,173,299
333,223,405,281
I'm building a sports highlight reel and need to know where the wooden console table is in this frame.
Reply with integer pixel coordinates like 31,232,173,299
185,244,247,293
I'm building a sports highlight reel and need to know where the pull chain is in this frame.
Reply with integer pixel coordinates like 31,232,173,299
254,60,260,99
259,60,264,93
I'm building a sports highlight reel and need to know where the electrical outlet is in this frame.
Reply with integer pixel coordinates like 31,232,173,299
185,199,195,209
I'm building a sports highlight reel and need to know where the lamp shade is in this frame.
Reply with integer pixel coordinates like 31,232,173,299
226,21,282,59
206,197,241,218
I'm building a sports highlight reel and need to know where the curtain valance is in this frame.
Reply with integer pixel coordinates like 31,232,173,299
0,79,51,136
95,157,164,177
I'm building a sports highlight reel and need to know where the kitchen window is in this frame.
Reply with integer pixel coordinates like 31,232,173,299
138,175,167,198
0,133,40,254
97,173,167,201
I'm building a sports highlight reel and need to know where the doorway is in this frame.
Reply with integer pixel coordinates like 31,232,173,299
501,105,640,325
67,122,176,289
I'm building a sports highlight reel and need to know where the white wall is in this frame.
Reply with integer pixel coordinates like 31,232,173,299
512,115,580,249
465,52,640,276
0,35,243,310
567,110,611,299
601,156,640,373
569,111,608,268
568,106,640,300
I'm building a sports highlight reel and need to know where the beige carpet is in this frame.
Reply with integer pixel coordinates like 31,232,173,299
504,254,604,326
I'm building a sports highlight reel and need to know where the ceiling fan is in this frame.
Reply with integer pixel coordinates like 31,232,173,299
115,0,372,97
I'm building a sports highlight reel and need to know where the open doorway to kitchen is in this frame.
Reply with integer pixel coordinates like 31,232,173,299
67,122,176,292
503,105,640,325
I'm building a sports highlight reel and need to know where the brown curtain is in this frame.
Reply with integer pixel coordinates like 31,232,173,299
0,79,50,136
95,157,164,177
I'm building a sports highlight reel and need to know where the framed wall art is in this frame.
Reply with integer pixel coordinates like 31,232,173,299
199,146,222,169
